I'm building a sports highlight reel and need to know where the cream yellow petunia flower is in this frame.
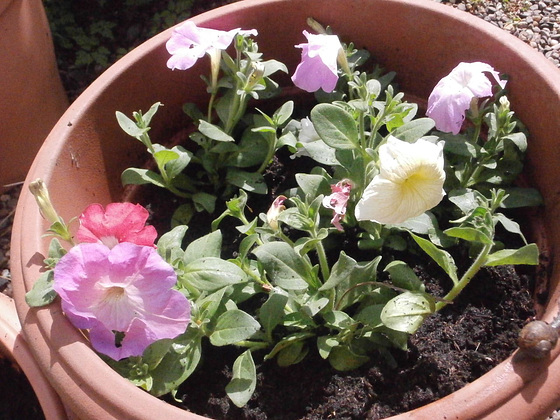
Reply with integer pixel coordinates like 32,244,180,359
355,136,446,224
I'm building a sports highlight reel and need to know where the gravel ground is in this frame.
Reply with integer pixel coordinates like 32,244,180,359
1,0,560,417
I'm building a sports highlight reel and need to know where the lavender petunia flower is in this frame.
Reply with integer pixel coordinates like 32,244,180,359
291,31,342,93
355,136,445,225
54,242,190,360
427,62,507,134
166,20,257,71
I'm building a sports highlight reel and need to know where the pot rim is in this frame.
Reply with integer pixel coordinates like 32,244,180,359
11,0,560,419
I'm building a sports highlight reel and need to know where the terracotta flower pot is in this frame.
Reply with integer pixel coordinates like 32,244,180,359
0,293,68,419
0,0,68,190
10,0,560,418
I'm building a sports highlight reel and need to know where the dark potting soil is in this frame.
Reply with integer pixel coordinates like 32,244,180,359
161,263,535,420
131,149,540,419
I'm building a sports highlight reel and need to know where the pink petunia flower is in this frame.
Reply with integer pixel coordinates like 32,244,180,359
322,180,352,231
77,203,157,249
426,62,507,135
291,31,343,93
166,20,257,71
53,242,190,360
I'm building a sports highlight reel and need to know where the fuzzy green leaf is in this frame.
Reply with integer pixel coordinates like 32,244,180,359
181,257,246,291
380,291,435,334
121,168,166,188
253,242,313,290
410,232,458,284
198,120,235,142
484,243,539,266
183,230,222,264
25,270,57,307
310,103,359,149
226,350,257,408
210,310,261,346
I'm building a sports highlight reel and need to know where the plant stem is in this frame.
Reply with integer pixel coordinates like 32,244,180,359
435,242,493,311
315,239,330,282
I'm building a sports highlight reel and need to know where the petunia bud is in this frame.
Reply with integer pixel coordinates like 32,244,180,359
266,195,287,231
29,179,61,226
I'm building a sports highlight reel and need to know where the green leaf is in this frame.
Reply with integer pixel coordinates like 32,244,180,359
384,260,425,292
310,103,359,150
153,148,180,169
253,242,313,290
121,168,165,188
181,257,246,292
331,255,382,310
171,203,195,227
273,101,294,126
226,169,267,194
444,226,493,245
183,230,222,264
116,111,145,139
259,290,289,336
501,187,543,208
380,291,435,334
317,336,339,359
328,345,369,371
276,340,308,367
149,329,202,397
163,146,193,180
390,118,435,142
142,102,163,127
25,270,57,307
264,332,315,361
198,120,235,142
226,350,257,408
485,243,539,266
320,252,358,291
229,130,268,167
323,311,355,330
192,192,216,213
295,172,331,198
210,310,261,346
157,225,187,263
410,232,458,284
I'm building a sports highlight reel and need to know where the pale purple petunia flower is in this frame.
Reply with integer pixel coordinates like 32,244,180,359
426,62,507,134
166,20,257,71
53,242,190,360
292,31,342,93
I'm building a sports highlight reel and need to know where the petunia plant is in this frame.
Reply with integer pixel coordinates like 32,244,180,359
27,18,542,409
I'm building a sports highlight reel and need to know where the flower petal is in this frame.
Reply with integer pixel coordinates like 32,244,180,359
291,31,341,93
77,202,157,248
53,242,190,360
355,137,445,224
427,62,506,134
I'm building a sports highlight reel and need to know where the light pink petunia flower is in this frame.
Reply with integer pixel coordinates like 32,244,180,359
166,20,257,71
77,203,157,249
292,31,343,93
355,136,445,225
53,242,190,360
426,62,507,134
322,179,352,231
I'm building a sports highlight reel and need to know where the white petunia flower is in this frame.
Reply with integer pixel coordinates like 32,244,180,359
355,136,446,224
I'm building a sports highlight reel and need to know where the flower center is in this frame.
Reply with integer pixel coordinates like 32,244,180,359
103,286,126,303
